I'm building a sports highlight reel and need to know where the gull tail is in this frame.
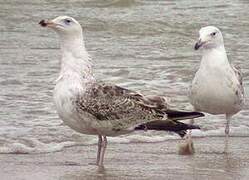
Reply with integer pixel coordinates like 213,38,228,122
134,120,200,138
165,109,204,121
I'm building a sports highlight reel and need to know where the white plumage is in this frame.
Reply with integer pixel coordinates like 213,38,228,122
190,26,244,152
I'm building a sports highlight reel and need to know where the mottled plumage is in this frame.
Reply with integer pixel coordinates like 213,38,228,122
75,83,201,136
40,16,204,166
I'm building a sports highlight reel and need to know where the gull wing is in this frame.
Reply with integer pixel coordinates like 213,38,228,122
231,65,244,106
76,83,163,122
232,65,244,95
76,83,203,121
75,83,204,135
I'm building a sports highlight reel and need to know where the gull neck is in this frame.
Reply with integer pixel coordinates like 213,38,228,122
57,32,94,82
59,32,86,54
200,45,230,69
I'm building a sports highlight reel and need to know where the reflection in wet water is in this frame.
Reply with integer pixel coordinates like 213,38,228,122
59,139,246,180
61,166,111,180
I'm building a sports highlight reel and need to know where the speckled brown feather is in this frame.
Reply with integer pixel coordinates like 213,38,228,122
75,83,203,135
76,83,160,122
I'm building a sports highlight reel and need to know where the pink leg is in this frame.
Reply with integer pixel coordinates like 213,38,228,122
98,136,107,167
96,135,102,164
224,115,231,153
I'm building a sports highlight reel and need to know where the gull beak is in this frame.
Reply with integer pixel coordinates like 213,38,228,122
39,20,56,28
194,39,205,50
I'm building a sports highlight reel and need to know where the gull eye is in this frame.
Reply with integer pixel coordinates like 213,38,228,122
210,32,217,37
64,19,72,25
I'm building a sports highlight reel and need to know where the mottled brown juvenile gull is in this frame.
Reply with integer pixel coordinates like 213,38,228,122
190,26,244,152
39,16,204,167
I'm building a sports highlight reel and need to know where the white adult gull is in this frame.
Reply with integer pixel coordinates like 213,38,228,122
190,26,244,152
39,16,204,166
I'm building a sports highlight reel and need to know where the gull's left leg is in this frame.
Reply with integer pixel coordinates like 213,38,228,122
224,115,231,153
98,136,107,167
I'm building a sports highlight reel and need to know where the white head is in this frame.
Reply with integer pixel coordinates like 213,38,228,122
39,16,83,39
40,16,92,79
39,16,87,53
194,26,224,50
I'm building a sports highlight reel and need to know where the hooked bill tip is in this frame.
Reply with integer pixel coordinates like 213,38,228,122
194,42,201,50
39,20,47,27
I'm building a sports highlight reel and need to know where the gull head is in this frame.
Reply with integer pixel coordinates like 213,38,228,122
194,26,224,50
39,16,82,37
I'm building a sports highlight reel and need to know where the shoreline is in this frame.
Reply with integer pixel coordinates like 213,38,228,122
1,137,249,180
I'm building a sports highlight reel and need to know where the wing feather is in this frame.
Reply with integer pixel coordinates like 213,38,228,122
75,82,204,135
75,83,160,121
76,83,203,121
231,65,244,106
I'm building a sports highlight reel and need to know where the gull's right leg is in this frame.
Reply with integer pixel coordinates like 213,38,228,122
89,135,102,166
96,135,102,165
224,115,231,153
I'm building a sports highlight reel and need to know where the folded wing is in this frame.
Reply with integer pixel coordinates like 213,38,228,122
76,83,204,136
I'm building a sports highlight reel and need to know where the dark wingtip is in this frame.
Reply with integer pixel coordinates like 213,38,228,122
177,130,187,138
193,111,205,117
134,120,201,138
176,123,200,138
39,20,47,27
166,110,204,121
188,124,201,130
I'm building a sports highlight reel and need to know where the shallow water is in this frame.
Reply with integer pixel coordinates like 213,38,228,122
1,0,249,153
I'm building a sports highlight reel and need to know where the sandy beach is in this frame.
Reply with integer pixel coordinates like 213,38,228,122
1,137,249,180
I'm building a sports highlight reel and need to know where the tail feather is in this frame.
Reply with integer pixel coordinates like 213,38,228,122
165,109,204,121
134,120,200,138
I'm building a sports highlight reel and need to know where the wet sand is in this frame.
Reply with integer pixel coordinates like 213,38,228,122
1,137,249,180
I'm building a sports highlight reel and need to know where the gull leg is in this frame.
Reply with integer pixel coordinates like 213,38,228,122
96,135,102,165
89,135,102,166
224,115,231,153
98,136,107,167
